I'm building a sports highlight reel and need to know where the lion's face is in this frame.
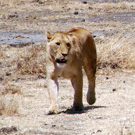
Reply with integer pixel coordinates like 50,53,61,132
47,32,71,67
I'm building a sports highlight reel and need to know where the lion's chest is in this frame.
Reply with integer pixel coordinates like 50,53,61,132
57,66,77,79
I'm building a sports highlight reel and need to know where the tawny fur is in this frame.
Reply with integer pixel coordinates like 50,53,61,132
46,28,97,114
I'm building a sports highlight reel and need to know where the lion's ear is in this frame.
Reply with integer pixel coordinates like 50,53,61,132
46,32,52,42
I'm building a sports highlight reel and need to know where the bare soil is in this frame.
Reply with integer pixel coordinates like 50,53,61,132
0,0,135,135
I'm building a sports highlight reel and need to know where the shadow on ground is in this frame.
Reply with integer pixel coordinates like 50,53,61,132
61,105,107,114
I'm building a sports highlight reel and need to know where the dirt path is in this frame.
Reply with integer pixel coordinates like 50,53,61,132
0,71,135,135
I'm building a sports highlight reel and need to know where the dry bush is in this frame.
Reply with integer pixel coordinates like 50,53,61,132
17,43,46,75
0,46,8,63
94,2,134,12
97,30,135,71
0,0,22,6
0,81,22,95
0,81,22,116
0,0,47,6
0,0,33,5
119,2,131,10
0,94,19,116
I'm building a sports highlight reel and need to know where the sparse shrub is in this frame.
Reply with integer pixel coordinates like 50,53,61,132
97,30,135,71
0,94,19,116
0,43,46,116
0,0,21,6
17,43,46,75
0,82,21,116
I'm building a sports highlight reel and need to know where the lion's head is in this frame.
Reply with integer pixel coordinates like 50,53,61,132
46,32,72,67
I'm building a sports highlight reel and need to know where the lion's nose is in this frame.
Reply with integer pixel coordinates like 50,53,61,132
62,53,68,57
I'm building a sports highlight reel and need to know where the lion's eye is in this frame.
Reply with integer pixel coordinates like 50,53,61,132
67,43,70,47
56,42,60,46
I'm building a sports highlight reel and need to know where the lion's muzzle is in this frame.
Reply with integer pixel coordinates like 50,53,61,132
55,53,68,64
55,58,67,64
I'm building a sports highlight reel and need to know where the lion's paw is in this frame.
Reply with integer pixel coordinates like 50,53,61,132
46,110,58,115
73,105,84,112
87,96,96,105
46,105,59,115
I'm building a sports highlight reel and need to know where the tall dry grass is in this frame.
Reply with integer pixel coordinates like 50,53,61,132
0,0,22,6
17,43,46,75
0,0,47,6
0,43,46,116
93,2,135,13
0,81,22,116
97,30,135,71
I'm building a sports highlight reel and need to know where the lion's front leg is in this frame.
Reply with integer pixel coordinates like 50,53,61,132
46,77,59,115
71,72,84,111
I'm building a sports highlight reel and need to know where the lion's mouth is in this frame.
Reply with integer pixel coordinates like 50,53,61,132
56,59,67,64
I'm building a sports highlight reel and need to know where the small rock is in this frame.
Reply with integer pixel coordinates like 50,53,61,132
96,116,103,119
6,72,11,76
34,0,39,2
89,6,93,10
8,14,18,19
38,74,45,79
112,88,117,92
82,1,87,4
0,77,4,81
15,78,25,82
111,64,118,69
97,129,102,133
74,11,79,15
39,1,44,4
52,125,56,127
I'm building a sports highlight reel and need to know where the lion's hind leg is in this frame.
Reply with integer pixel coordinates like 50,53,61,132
83,58,96,105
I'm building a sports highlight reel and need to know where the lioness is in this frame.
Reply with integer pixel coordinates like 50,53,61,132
46,28,97,114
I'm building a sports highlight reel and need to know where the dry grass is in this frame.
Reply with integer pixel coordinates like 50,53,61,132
93,2,135,13
0,43,46,116
97,29,135,71
0,0,32,6
0,94,19,116
0,81,22,116
0,0,22,6
17,43,46,75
